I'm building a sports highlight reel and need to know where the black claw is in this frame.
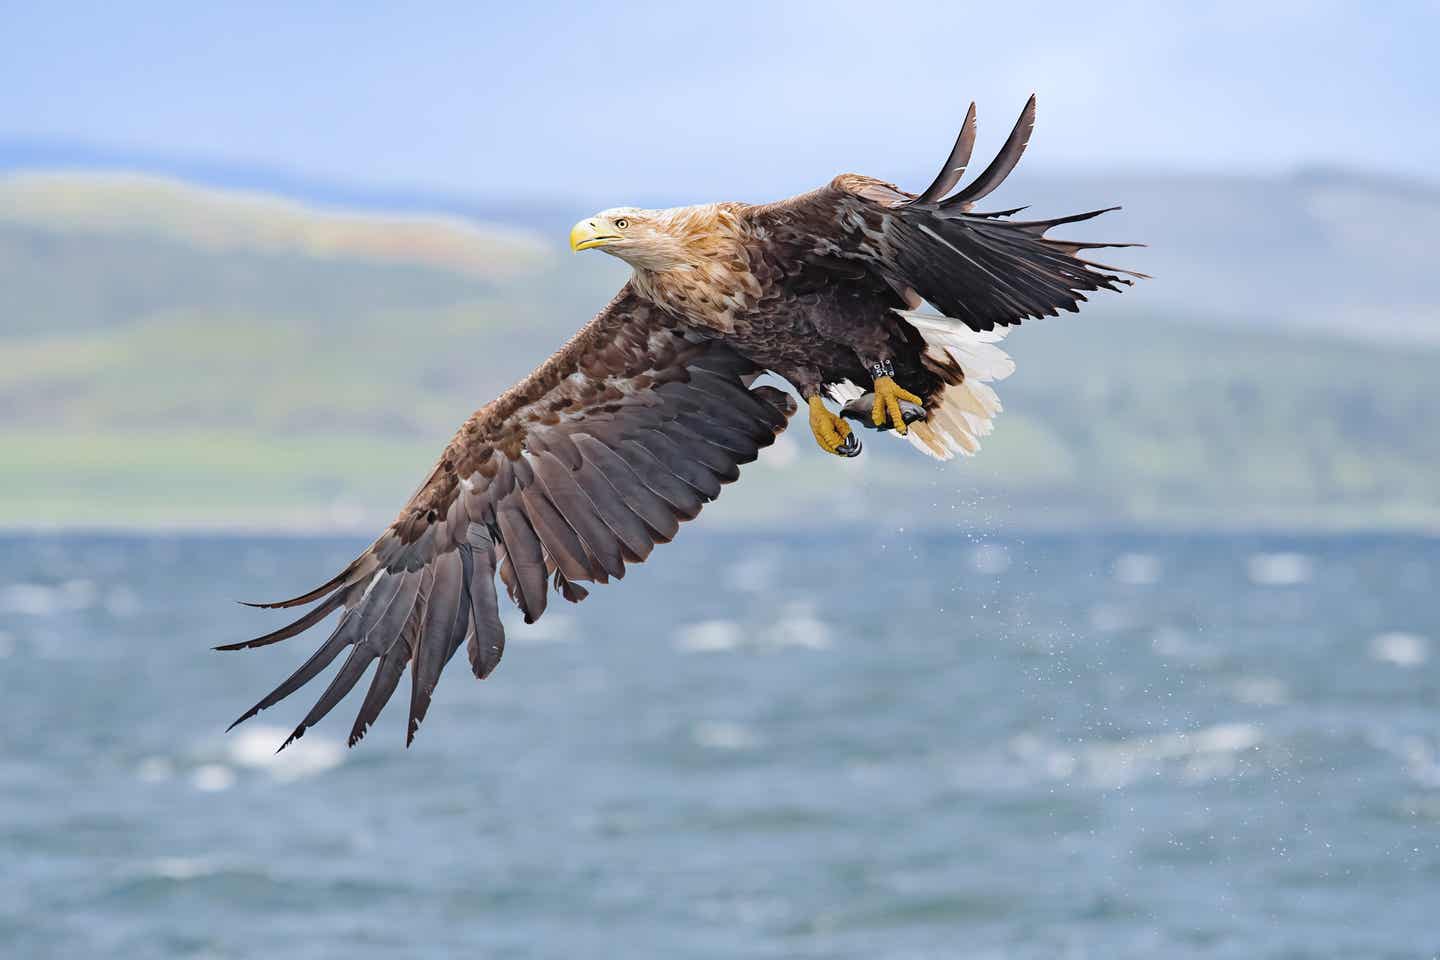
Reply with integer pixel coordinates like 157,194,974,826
834,432,862,457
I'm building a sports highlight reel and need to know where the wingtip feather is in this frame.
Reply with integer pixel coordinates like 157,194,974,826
910,101,979,205
942,95,1037,210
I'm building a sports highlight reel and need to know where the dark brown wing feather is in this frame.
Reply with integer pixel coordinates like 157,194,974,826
748,96,1143,333
940,94,1036,210
224,285,795,747
909,102,977,205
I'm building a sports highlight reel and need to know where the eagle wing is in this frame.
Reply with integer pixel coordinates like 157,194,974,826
222,284,794,747
748,95,1144,332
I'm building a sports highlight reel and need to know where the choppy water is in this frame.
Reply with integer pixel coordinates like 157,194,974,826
1,531,1437,959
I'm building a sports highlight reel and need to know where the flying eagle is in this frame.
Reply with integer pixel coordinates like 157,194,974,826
222,97,1140,748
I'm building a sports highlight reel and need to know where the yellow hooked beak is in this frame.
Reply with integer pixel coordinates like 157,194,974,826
569,219,620,253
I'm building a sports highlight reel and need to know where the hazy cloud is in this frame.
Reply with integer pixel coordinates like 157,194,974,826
1,1,1435,198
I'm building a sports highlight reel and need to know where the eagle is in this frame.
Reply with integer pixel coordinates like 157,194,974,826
221,97,1140,749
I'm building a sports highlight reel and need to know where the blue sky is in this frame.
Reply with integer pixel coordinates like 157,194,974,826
2,2,1436,201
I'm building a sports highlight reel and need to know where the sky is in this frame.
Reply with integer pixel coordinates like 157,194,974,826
2,2,1437,202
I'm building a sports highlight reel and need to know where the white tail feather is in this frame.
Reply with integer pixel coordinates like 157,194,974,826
895,309,1015,462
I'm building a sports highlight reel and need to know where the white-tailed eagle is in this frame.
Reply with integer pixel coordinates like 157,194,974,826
222,97,1141,748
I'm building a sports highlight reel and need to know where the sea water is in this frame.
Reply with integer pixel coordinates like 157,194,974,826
1,532,1436,958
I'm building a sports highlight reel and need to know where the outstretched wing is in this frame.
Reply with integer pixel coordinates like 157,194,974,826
748,95,1144,332
221,284,794,748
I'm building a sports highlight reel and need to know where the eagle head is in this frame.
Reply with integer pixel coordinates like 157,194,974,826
569,207,694,271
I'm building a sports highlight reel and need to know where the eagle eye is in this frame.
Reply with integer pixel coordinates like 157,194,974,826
614,217,629,230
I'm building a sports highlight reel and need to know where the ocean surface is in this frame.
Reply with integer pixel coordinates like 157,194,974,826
1,531,1437,959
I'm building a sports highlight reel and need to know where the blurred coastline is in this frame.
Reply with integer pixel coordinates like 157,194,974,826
3,164,1439,535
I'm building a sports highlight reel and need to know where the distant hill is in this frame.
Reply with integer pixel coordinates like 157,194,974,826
0,138,582,231
5,141,1436,342
1007,168,1440,344
2,170,1438,532
0,173,547,335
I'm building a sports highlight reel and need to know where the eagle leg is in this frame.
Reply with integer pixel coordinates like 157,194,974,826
866,360,924,436
806,395,861,457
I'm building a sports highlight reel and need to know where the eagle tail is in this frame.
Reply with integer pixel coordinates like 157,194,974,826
899,310,1015,461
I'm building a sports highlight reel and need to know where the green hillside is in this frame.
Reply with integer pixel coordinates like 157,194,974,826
3,174,1438,532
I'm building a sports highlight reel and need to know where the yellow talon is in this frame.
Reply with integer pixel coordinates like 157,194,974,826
871,375,923,435
807,395,857,456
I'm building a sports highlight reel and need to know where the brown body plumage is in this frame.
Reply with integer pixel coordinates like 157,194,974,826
221,97,1141,748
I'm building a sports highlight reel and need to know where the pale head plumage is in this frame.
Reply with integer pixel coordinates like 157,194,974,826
569,203,750,271
569,206,686,270
569,202,762,329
